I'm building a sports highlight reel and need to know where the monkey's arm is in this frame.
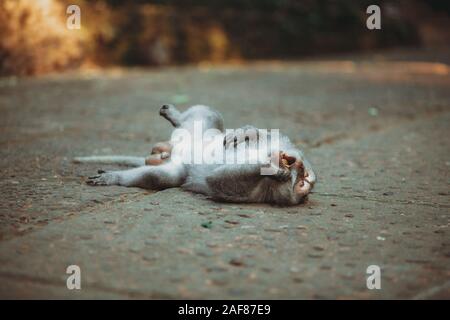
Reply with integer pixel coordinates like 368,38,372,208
205,164,262,200
206,164,261,184
205,163,289,201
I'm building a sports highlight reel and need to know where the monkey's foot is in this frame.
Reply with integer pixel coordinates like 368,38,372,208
159,104,181,127
145,151,171,166
86,170,119,186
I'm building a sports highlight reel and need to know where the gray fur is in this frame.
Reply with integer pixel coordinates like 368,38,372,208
73,156,145,167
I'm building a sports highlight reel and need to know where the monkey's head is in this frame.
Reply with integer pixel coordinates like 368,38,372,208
277,151,316,205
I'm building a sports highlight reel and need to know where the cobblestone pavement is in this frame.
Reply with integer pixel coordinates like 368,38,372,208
0,49,449,299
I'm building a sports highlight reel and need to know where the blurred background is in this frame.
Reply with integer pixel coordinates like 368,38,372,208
0,0,449,76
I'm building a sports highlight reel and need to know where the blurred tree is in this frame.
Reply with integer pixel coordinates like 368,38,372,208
1,0,447,76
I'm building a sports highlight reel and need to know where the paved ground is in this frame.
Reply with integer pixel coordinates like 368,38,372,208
0,48,449,299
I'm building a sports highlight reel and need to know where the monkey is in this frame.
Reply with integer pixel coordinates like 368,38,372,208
73,104,316,206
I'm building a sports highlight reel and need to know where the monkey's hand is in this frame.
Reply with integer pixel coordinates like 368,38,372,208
223,125,259,149
268,151,293,182
272,167,291,182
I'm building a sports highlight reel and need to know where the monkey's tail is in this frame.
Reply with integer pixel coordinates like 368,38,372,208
73,156,145,167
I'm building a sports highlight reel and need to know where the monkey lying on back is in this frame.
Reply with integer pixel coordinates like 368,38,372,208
74,105,316,206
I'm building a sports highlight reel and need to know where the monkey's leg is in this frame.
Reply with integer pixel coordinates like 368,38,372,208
159,104,182,127
86,163,186,189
